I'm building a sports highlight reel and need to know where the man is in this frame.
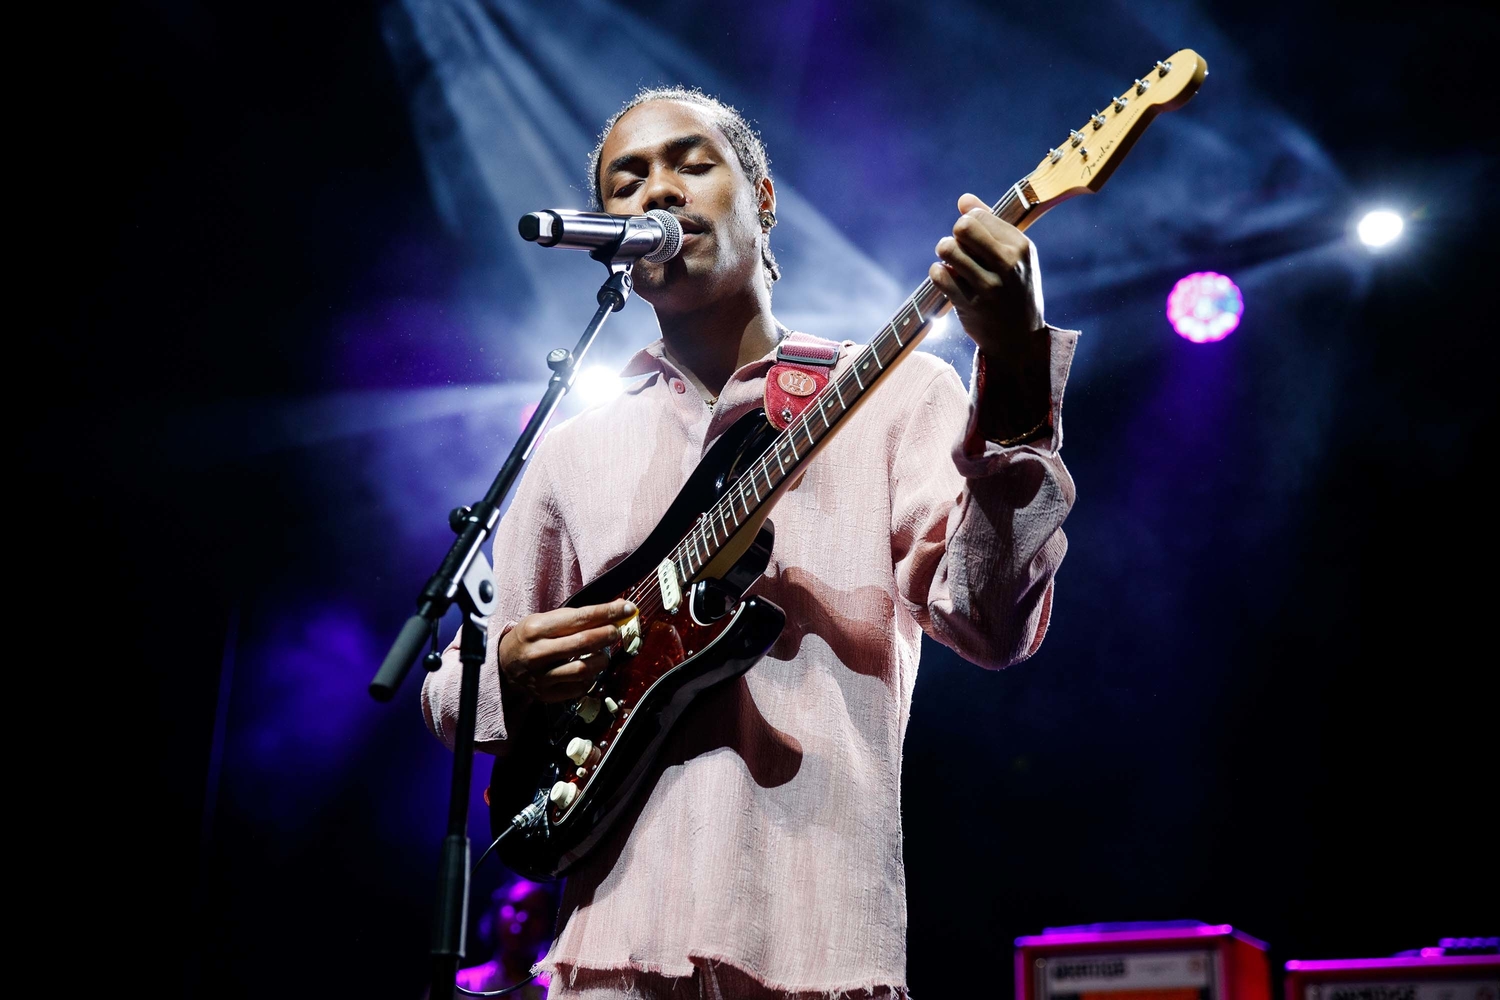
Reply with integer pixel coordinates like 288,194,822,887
424,87,1077,999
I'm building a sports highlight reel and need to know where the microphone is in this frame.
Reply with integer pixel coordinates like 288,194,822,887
518,208,683,263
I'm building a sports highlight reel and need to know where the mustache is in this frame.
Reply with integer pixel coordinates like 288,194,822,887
664,210,711,234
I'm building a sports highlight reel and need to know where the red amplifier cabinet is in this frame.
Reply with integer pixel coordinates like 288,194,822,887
1015,923,1271,1000
1283,954,1498,1000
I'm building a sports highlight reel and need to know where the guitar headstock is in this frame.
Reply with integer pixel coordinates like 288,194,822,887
1027,48,1208,207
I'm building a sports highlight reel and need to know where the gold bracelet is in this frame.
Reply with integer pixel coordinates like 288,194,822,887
992,415,1052,448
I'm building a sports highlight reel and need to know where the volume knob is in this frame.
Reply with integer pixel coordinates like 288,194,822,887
548,781,578,809
565,737,595,766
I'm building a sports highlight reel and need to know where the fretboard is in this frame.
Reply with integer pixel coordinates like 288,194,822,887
669,178,1040,584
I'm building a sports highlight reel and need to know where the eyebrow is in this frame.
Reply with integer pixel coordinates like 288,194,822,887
604,133,713,181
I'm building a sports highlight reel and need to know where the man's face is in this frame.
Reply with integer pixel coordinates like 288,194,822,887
597,100,768,312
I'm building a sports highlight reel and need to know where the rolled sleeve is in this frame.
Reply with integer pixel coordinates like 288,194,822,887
891,329,1078,668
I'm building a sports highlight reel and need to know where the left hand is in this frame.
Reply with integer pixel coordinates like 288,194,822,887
928,193,1045,355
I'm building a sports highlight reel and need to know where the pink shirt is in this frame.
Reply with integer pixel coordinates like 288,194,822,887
423,329,1078,995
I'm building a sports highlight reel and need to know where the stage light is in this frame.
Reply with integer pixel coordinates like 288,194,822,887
927,311,950,338
1167,271,1243,343
1357,209,1404,248
575,364,623,406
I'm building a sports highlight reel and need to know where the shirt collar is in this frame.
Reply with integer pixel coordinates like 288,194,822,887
618,337,815,385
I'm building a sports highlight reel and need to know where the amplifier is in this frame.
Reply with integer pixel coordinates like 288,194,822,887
1283,952,1498,1000
1015,922,1271,1000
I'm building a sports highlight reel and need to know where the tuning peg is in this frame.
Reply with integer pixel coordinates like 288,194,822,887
1091,113,1107,129
1069,129,1085,147
1156,60,1172,77
1112,96,1128,111
1134,77,1151,94
1047,147,1064,163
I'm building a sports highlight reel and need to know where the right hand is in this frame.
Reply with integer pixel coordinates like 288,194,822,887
499,598,636,703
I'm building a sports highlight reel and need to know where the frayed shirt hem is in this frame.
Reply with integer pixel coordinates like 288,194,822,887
537,953,910,999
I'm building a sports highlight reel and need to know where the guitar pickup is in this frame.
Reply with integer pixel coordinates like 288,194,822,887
657,558,682,613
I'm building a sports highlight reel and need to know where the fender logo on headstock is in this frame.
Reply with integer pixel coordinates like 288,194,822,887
1026,49,1207,207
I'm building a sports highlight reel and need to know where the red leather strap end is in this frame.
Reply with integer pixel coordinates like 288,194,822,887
766,333,841,430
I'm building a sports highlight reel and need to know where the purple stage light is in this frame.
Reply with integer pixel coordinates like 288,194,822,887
1167,271,1243,343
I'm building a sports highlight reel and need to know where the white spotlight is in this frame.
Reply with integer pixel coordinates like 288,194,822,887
574,364,623,406
1357,209,1404,249
927,311,950,338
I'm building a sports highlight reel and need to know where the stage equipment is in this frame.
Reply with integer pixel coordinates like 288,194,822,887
1167,271,1243,343
1284,944,1498,1000
1015,922,1271,1000
483,49,1210,882
367,219,653,998
1357,209,1404,248
518,208,683,263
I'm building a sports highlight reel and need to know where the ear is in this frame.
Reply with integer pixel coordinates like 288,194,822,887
757,175,776,216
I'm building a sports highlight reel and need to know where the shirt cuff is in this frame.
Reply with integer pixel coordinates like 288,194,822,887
954,325,1080,477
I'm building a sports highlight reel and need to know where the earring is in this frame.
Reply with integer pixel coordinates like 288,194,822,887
759,209,777,231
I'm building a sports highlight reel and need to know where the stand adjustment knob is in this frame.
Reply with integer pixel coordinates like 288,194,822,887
448,505,474,533
547,348,571,371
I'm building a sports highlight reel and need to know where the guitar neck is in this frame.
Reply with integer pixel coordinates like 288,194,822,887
668,178,1046,585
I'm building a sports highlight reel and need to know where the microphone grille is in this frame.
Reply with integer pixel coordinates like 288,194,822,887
643,209,683,263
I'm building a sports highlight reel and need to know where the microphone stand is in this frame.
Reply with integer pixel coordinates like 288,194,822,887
369,250,636,1000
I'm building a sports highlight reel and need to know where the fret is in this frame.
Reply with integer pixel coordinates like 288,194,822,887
750,473,762,501
773,447,786,476
852,363,864,390
892,302,920,350
788,437,799,461
870,346,884,370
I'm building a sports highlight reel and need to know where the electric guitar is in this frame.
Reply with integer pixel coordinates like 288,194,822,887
489,50,1208,880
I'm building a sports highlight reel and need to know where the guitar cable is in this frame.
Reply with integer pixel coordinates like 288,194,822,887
455,800,553,997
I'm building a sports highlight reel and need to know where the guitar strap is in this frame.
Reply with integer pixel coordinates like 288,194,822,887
765,332,842,430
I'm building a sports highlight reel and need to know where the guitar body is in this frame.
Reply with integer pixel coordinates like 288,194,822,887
489,409,787,880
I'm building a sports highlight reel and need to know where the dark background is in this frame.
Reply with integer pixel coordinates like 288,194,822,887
57,1,1497,996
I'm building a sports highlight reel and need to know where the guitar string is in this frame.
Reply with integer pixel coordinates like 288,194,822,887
610,185,1025,637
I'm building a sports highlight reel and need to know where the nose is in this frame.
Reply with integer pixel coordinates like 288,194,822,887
639,166,687,213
